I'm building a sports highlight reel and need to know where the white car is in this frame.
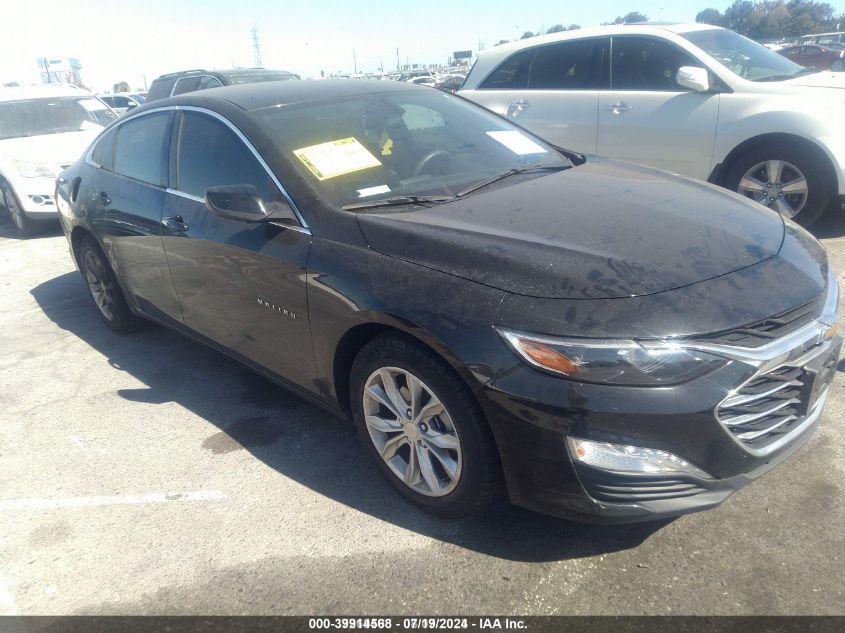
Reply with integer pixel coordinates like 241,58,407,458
0,85,117,235
98,93,145,114
460,23,845,225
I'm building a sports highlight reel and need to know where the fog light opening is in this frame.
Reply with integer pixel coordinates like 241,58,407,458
567,437,713,479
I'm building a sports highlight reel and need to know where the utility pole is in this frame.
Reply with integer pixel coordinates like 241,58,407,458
353,49,357,74
251,26,263,68
396,48,400,71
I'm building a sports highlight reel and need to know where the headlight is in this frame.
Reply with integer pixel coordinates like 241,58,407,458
12,159,60,179
496,327,726,386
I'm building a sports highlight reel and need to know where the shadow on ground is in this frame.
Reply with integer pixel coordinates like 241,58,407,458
31,271,669,563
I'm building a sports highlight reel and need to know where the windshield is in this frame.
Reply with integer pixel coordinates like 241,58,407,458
681,28,810,81
0,97,116,140
251,90,570,209
131,94,146,103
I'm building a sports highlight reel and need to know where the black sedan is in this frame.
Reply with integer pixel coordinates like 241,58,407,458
55,80,841,523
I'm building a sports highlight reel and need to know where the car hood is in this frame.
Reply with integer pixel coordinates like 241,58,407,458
356,159,785,299
0,128,102,166
780,71,845,88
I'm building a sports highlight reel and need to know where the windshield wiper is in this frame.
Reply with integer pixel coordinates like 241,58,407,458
756,67,819,82
341,195,455,211
456,163,569,198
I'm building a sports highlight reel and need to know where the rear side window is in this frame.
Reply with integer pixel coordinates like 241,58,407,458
529,39,606,89
171,76,201,96
611,36,698,91
91,128,117,170
113,112,171,186
479,49,533,89
146,78,176,101
196,76,224,90
176,111,276,199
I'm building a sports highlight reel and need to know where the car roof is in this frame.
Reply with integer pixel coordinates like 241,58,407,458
477,22,722,60
153,68,295,81
156,79,426,111
0,84,93,102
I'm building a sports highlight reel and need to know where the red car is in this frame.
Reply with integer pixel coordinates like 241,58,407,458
778,43,845,71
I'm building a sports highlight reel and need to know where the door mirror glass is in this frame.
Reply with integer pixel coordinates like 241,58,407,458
676,66,710,92
205,184,297,224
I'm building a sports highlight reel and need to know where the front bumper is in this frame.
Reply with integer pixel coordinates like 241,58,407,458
5,175,59,218
480,328,841,524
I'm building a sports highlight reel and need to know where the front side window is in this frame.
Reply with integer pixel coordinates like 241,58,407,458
171,77,201,96
479,49,533,90
0,97,116,140
252,90,571,209
176,111,277,200
113,112,171,186
611,36,698,91
680,28,809,81
529,39,606,90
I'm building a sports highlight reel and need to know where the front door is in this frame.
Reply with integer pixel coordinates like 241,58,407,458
160,110,315,391
597,35,720,179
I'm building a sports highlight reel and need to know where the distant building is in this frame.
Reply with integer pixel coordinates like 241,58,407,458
37,57,83,86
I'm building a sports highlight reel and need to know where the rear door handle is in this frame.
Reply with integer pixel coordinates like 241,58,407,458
506,98,531,118
606,102,632,113
93,191,111,205
162,215,189,233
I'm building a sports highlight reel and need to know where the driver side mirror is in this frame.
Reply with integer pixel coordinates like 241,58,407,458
205,184,297,224
676,66,710,92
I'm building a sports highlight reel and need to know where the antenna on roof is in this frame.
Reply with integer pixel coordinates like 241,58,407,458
252,26,264,69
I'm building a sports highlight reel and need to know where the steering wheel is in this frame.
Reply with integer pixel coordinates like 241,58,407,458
412,150,453,177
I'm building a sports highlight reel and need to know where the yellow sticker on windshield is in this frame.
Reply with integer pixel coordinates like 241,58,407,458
293,137,381,180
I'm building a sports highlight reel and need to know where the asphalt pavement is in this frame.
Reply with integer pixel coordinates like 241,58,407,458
0,213,843,615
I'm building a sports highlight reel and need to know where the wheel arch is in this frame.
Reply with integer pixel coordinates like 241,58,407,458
710,132,840,192
331,315,486,417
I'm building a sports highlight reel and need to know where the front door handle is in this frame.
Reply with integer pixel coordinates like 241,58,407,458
162,215,189,233
606,102,632,114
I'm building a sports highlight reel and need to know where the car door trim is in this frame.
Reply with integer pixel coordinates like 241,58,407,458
85,105,310,232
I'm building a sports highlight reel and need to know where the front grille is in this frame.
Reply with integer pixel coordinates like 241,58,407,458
716,343,834,450
697,299,820,348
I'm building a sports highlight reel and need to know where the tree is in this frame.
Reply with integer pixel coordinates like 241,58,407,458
567,24,582,30
612,11,648,24
494,39,510,46
546,24,566,33
696,8,724,25
520,31,535,39
113,81,130,93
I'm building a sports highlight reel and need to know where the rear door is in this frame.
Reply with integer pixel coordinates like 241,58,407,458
161,109,315,389
597,35,719,179
84,111,183,324
465,39,607,155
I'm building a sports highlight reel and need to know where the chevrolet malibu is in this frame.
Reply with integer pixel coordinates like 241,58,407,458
55,81,841,523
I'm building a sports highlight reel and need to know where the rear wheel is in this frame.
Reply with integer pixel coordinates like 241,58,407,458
1,181,42,237
350,334,502,517
725,142,835,227
78,236,142,333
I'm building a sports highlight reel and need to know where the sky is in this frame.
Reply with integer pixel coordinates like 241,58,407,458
3,0,845,92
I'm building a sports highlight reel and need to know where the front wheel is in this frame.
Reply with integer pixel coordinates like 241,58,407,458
1,182,42,237
725,143,835,226
350,334,502,518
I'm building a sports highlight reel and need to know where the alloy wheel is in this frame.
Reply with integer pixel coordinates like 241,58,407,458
362,367,462,496
83,249,117,322
2,186,25,230
737,160,808,218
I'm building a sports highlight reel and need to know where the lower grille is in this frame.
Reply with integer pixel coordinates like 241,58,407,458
575,466,708,503
717,343,835,450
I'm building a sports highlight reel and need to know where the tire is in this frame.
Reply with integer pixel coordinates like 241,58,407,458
350,333,502,518
1,181,42,237
724,142,835,227
77,236,142,333
832,59,845,72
